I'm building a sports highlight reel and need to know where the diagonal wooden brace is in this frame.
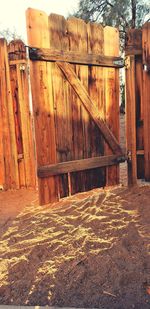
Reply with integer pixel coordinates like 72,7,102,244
57,61,123,156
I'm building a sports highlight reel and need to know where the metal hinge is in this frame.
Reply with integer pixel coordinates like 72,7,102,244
113,59,125,67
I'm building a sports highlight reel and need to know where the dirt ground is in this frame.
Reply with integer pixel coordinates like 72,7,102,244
0,115,150,309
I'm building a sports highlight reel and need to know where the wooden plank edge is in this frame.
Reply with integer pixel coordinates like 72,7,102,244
29,47,124,68
38,154,127,178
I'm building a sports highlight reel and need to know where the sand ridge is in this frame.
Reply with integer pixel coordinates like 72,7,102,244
0,185,150,308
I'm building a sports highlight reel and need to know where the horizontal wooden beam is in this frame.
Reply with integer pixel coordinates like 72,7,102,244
57,61,123,155
29,47,124,68
125,49,142,56
38,154,127,178
136,150,144,155
9,59,27,66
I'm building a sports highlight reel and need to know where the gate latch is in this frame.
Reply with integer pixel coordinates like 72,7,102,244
125,56,130,69
127,150,132,162
19,64,26,71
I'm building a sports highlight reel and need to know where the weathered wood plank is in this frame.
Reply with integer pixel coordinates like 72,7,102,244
87,22,106,189
125,29,142,56
67,17,89,194
142,22,150,181
16,63,36,188
0,39,19,189
29,47,124,68
0,89,5,188
26,8,58,204
57,61,123,155
125,55,137,185
49,13,70,198
135,56,144,179
8,41,25,188
38,154,126,178
104,26,120,186
9,63,25,187
8,40,36,189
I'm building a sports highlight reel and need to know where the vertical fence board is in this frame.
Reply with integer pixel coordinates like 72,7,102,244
0,39,19,189
104,27,120,185
8,42,24,188
49,14,70,198
87,22,106,189
142,22,150,181
125,55,137,185
0,39,36,191
67,17,90,194
16,64,36,188
26,8,58,204
0,94,5,188
135,56,144,179
125,29,143,182
8,40,36,189
9,65,23,155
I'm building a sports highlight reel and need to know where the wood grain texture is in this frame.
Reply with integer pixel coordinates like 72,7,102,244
0,39,19,189
135,56,144,179
9,63,25,187
104,27,120,185
67,17,89,194
125,28,144,180
125,29,142,56
0,83,5,188
49,13,71,198
57,61,123,155
38,154,126,178
26,8,58,204
26,9,121,203
29,47,124,68
142,22,150,181
87,22,106,189
16,63,36,188
8,40,36,189
125,55,137,185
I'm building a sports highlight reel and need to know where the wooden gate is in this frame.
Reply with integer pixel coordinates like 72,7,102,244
26,8,125,205
0,39,36,190
125,22,150,185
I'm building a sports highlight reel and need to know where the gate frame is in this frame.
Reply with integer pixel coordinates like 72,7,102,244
26,8,126,205
125,23,150,185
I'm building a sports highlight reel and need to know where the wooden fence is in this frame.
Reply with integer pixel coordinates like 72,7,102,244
0,39,36,190
26,9,125,205
125,22,150,184
0,12,149,203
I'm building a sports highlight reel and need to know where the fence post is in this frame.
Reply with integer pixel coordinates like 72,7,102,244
0,39,19,189
142,22,150,181
125,55,137,185
104,27,120,185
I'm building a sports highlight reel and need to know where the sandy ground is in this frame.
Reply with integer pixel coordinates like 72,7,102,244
0,115,150,308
